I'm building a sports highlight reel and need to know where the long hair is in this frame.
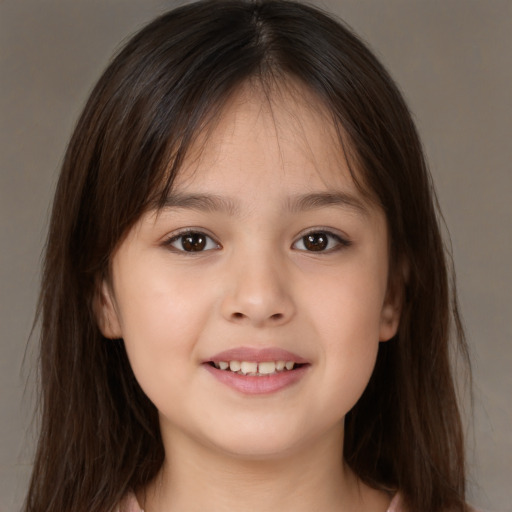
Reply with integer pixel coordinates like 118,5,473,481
25,1,470,511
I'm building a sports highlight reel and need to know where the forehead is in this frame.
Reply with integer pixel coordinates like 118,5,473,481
171,81,366,201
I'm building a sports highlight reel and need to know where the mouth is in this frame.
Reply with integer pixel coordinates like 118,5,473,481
207,360,307,376
203,347,310,394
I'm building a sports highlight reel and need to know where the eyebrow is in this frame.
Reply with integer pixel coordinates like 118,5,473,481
286,192,369,216
160,191,368,216
161,193,240,216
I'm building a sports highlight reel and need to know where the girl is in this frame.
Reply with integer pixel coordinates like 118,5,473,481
24,1,474,511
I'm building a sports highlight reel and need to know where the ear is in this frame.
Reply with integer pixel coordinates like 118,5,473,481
94,278,122,339
379,265,406,342
379,296,401,341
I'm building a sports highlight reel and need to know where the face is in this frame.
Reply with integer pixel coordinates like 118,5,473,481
98,84,401,460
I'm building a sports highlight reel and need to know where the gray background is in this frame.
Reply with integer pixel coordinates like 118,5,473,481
1,1,510,511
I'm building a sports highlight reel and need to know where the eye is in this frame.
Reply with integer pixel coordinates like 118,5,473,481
292,230,349,252
165,231,220,252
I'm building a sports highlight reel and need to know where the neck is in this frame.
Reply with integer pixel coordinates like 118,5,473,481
140,423,391,512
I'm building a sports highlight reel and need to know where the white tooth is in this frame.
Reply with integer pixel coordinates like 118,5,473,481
218,361,229,370
258,361,276,374
240,361,258,375
276,361,286,371
229,361,241,372
285,361,295,370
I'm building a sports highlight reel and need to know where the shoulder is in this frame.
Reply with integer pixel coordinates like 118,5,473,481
116,491,483,512
387,493,484,512
116,491,143,512
387,493,403,512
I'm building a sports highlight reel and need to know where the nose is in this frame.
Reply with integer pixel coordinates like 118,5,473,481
220,250,296,328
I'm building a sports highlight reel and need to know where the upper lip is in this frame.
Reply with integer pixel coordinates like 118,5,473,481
206,346,309,364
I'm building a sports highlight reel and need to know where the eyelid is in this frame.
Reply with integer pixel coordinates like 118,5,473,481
292,227,352,252
162,228,221,252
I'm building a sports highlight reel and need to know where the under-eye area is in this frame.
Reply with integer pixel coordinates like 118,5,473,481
207,360,309,376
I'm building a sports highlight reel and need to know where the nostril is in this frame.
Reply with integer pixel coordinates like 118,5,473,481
228,310,289,324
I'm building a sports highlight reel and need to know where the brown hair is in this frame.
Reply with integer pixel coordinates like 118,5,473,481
25,1,470,511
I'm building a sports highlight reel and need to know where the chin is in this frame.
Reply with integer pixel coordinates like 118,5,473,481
215,440,303,461
201,420,321,461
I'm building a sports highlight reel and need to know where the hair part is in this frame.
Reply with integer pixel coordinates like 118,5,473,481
25,1,470,511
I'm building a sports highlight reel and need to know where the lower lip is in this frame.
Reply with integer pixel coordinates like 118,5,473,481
203,364,309,395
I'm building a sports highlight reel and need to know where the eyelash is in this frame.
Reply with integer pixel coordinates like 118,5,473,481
292,229,351,253
162,229,351,254
163,229,221,253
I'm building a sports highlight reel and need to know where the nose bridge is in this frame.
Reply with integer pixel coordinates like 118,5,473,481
221,242,295,326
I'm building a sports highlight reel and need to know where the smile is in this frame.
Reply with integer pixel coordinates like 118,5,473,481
210,360,297,375
204,347,310,394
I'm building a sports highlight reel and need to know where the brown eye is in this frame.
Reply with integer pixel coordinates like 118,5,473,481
293,230,349,252
182,233,206,251
303,232,328,251
167,231,219,252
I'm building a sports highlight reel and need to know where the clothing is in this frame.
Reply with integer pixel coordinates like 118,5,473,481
117,491,404,512
117,490,481,511
387,493,404,511
117,491,143,512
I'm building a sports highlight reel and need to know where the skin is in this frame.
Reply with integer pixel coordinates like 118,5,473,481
98,83,401,511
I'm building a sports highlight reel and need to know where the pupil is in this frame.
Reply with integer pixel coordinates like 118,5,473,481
182,233,206,251
305,233,328,251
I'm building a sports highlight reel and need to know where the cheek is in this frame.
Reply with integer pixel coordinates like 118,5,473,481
304,258,387,345
112,259,214,395
300,263,386,412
